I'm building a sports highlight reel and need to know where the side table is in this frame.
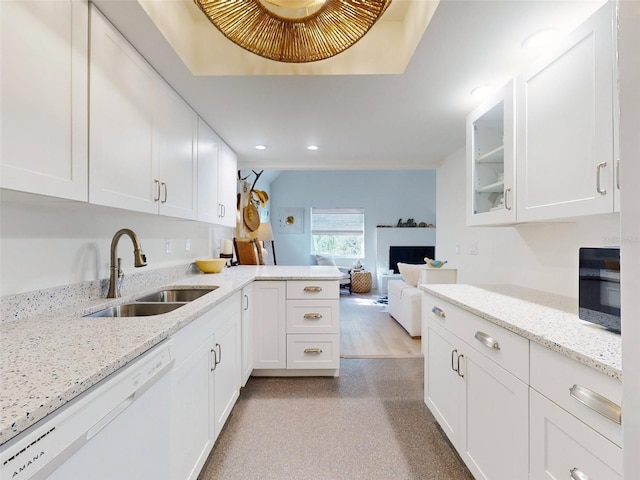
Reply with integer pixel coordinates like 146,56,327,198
351,271,372,293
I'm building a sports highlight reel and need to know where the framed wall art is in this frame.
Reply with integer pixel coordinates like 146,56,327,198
277,207,304,234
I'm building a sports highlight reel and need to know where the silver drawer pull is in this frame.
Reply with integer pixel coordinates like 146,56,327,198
569,384,621,425
570,467,592,480
304,348,323,354
303,313,323,319
303,286,322,292
474,331,500,350
431,306,446,318
596,161,607,195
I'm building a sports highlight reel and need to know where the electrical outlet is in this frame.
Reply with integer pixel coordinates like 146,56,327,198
166,239,172,254
455,243,461,254
470,241,478,255
185,238,191,251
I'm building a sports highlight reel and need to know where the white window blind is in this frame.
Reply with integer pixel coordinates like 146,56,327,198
311,208,364,256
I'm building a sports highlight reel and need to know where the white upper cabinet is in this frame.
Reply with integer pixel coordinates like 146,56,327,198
467,81,516,226
217,142,238,228
197,118,237,227
89,5,197,219
89,5,156,213
196,118,221,224
153,80,198,220
1,0,88,201
516,2,617,222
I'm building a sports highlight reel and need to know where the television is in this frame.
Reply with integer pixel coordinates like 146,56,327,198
389,246,435,274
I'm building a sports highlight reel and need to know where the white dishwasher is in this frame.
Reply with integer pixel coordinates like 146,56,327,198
1,340,174,480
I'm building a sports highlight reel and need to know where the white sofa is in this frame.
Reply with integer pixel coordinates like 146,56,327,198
388,279,422,337
387,264,457,337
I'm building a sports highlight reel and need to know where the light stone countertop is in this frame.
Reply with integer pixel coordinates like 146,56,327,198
420,284,622,380
0,265,342,446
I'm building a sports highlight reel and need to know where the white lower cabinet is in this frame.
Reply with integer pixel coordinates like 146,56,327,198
423,291,623,480
530,389,622,480
253,280,340,375
253,281,287,369
424,318,528,480
241,283,254,386
170,293,241,480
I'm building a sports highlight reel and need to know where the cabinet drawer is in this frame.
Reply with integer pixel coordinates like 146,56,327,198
287,281,338,300
530,342,622,446
530,389,622,480
287,300,339,334
286,334,339,369
422,292,529,382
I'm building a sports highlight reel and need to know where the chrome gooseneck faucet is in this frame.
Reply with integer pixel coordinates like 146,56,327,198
107,228,147,298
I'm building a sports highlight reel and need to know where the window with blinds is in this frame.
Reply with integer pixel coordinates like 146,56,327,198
311,208,365,256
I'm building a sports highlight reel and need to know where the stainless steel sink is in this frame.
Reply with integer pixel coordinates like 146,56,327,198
134,287,218,303
85,302,186,318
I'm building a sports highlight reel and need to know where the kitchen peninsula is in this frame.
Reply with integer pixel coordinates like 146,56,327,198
0,265,341,455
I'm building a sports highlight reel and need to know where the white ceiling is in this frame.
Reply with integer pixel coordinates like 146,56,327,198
91,0,605,172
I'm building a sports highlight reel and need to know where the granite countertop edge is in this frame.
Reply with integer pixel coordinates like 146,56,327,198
0,265,342,445
419,284,622,381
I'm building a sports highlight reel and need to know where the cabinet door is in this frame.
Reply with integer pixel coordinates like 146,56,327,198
196,117,221,223
461,345,529,480
424,321,462,448
516,3,616,221
213,308,241,441
530,389,622,480
466,81,516,226
89,5,157,213
153,80,197,219
170,336,215,480
218,142,238,227
253,281,287,369
1,0,88,201
241,284,254,386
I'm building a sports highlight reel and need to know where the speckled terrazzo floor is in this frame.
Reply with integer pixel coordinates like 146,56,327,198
197,358,473,480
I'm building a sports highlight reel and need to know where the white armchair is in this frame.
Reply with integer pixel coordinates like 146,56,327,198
314,254,351,294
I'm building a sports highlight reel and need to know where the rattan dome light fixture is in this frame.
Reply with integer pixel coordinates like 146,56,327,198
193,0,392,63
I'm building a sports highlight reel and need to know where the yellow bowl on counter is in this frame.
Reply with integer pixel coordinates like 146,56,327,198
195,258,227,273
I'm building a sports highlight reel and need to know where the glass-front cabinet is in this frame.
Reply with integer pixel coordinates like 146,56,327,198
466,81,516,226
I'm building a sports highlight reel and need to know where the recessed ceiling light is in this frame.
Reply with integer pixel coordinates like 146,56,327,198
470,84,496,100
307,145,319,151
522,28,556,49
255,145,267,150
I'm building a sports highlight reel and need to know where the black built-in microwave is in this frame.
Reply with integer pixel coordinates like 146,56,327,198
578,247,621,333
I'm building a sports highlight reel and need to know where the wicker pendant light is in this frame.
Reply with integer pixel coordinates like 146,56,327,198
193,0,392,63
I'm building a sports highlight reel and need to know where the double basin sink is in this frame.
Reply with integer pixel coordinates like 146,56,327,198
85,287,218,318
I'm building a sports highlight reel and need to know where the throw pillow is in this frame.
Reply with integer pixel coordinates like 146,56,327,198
315,254,336,266
397,262,423,287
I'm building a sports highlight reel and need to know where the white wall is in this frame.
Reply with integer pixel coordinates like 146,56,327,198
436,147,621,300
0,190,231,296
270,170,436,278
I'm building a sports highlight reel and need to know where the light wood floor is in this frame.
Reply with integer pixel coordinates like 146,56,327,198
340,291,422,358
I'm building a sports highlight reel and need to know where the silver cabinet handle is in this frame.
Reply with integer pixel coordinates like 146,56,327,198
211,348,217,371
215,343,222,365
451,349,458,373
431,306,446,318
304,348,323,354
474,331,500,350
504,187,512,210
221,204,226,218
569,384,621,424
616,159,620,190
596,161,607,195
243,294,249,311
303,286,322,292
570,467,592,480
161,182,168,203
153,179,161,202
456,354,464,378
303,313,323,319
